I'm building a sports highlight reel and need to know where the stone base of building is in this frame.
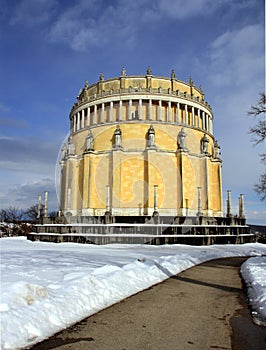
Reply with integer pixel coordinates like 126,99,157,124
29,215,255,246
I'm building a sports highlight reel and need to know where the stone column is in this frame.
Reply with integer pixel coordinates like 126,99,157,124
209,117,213,134
77,112,80,130
119,100,123,121
37,195,42,219
44,191,48,218
177,102,180,123
129,99,132,120
192,106,195,126
226,190,232,217
73,114,77,132
239,194,245,218
81,109,85,128
202,111,206,130
93,105,97,124
206,114,209,132
149,99,152,120
158,100,162,121
101,103,105,123
198,109,201,128
138,99,142,120
110,101,113,122
87,107,90,126
185,104,188,124
168,101,172,122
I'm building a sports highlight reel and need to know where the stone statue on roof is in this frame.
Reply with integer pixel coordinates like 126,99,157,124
171,69,176,79
99,72,104,81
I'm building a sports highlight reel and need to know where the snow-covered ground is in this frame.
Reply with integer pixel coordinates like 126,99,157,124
0,237,265,350
241,257,266,324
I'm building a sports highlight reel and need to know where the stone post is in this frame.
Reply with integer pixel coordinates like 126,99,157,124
226,190,232,217
185,198,189,217
153,185,159,216
104,185,112,223
197,187,203,216
44,191,48,218
37,195,42,219
239,194,245,218
105,185,111,214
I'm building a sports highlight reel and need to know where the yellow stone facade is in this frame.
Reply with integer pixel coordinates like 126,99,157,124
59,69,223,217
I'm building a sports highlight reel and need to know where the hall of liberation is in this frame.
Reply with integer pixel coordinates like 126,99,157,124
59,67,225,219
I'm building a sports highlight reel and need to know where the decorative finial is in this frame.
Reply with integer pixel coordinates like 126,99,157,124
171,69,176,79
121,67,126,77
85,80,89,88
199,84,205,99
189,76,194,87
99,72,104,81
146,66,152,75
77,88,82,99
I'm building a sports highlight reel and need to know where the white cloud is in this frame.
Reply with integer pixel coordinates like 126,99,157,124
157,0,227,19
209,25,264,88
198,23,265,218
10,0,58,26
46,0,233,51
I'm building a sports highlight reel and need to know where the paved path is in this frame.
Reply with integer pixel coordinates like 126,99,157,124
31,257,266,350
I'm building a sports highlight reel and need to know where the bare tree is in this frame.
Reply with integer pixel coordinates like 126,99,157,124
0,206,24,223
24,204,42,222
248,92,266,201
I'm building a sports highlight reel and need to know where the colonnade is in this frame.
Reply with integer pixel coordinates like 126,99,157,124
71,98,213,134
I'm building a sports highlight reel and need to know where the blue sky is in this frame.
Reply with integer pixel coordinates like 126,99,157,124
0,0,265,224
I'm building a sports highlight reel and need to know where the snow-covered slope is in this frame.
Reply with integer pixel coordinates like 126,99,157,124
1,237,265,350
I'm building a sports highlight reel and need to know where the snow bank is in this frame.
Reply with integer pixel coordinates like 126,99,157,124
0,237,265,350
241,256,266,324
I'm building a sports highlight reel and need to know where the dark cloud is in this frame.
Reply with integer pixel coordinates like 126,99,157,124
0,178,59,211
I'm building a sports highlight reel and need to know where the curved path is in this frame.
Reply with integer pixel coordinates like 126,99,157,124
31,257,266,350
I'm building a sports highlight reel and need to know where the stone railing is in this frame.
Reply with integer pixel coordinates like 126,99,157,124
71,87,212,113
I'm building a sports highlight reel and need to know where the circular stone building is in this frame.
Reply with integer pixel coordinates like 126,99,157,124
59,68,223,219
